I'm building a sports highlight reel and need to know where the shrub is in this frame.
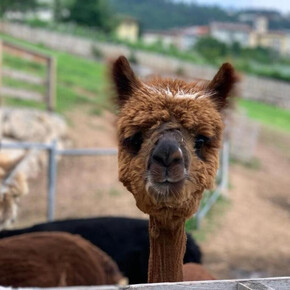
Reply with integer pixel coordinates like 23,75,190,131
91,45,103,59
194,36,228,60
128,50,138,64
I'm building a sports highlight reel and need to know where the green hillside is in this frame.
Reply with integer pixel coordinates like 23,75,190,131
110,0,235,30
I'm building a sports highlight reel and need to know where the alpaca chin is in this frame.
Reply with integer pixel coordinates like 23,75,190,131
145,179,193,207
145,178,186,203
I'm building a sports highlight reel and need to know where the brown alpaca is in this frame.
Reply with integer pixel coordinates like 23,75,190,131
112,56,236,283
0,232,125,287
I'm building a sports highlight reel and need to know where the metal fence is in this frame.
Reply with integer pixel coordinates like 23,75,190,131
0,139,229,228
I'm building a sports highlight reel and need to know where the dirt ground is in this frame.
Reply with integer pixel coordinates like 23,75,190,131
202,128,290,279
15,106,290,280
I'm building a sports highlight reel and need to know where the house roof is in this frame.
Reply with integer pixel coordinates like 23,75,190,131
211,22,252,33
118,14,139,25
143,29,180,37
144,26,209,37
178,26,209,36
262,30,287,36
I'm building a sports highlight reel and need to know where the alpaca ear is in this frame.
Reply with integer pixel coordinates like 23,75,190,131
207,63,237,110
112,56,141,106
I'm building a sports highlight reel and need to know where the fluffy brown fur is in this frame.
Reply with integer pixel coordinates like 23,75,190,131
112,56,236,282
183,263,215,281
0,232,125,287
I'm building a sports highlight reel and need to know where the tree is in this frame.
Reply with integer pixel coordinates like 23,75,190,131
67,0,115,33
231,41,241,55
109,0,235,30
194,37,228,60
52,0,74,22
53,0,61,22
0,0,38,17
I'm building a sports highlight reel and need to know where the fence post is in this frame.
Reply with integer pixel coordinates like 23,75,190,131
220,140,229,197
47,139,58,221
46,57,56,112
195,212,201,229
0,40,3,107
0,40,2,140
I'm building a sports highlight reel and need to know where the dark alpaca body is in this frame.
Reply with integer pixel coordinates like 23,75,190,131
0,232,123,287
0,217,201,284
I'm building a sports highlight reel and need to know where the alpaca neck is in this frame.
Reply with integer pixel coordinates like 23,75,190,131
148,216,186,283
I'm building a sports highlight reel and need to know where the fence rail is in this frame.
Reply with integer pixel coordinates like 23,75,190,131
0,140,228,227
0,277,288,289
1,141,118,221
0,39,56,111
2,68,45,85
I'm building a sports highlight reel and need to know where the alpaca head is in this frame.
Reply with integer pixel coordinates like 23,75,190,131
112,56,236,225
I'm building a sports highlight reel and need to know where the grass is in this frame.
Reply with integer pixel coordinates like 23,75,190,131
3,77,45,94
1,32,290,134
1,33,109,114
230,157,261,170
239,99,290,133
185,196,230,243
33,22,290,82
3,54,46,76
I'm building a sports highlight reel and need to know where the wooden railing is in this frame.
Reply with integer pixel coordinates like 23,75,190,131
1,277,288,289
0,40,56,111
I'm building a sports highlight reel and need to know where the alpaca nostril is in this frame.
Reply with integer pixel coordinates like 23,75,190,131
152,152,168,167
169,148,183,165
152,154,166,166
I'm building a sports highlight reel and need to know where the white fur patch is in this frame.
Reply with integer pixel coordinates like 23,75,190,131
145,85,208,100
175,91,203,99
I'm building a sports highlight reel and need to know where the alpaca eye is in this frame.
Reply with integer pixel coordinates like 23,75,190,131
195,136,207,149
123,132,143,154
195,135,209,159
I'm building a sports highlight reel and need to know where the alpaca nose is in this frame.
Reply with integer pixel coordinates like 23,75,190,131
152,139,184,168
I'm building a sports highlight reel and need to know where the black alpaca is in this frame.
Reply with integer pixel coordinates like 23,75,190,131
0,217,202,284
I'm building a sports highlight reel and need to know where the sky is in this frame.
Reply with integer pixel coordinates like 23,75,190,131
177,0,290,14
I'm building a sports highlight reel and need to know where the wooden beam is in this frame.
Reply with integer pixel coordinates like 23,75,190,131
0,40,2,142
0,40,3,107
238,282,275,290
1,86,44,101
1,39,56,111
46,57,56,111
3,277,290,289
2,68,45,85
3,40,50,64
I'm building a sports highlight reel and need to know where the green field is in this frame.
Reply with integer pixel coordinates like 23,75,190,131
1,33,109,113
239,99,290,133
1,33,290,132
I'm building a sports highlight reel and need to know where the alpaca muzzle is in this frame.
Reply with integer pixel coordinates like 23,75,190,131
147,133,187,198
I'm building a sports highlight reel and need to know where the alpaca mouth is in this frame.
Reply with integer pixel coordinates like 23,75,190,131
146,178,185,200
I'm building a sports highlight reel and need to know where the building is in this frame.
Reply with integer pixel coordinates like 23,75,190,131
143,26,209,50
115,17,139,43
5,0,53,22
210,22,252,47
143,16,290,55
249,17,289,55
209,18,290,56
142,29,179,48
177,26,209,50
